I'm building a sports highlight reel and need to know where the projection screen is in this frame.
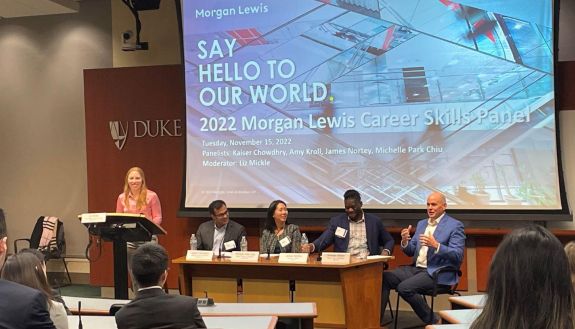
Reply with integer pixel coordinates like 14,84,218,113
179,0,570,218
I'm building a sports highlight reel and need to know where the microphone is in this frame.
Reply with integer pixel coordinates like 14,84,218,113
266,231,276,260
218,239,224,259
197,290,215,306
316,250,322,262
78,301,83,329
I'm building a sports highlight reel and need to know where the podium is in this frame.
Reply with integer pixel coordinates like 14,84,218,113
80,213,166,299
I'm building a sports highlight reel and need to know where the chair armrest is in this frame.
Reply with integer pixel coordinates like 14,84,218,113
109,304,125,316
430,266,462,296
13,238,31,253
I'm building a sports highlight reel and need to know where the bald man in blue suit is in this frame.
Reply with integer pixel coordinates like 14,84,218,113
381,192,465,325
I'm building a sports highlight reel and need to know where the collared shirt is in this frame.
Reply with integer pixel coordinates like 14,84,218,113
416,213,444,268
116,189,162,225
347,214,368,257
212,222,228,254
137,286,163,292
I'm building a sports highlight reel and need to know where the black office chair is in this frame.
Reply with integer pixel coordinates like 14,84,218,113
393,266,462,329
109,304,125,316
14,216,72,285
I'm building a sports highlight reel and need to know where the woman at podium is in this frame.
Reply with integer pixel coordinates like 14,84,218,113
116,167,162,227
116,167,162,290
260,200,302,254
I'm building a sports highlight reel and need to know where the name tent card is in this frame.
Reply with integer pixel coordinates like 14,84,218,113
186,250,214,261
230,251,260,262
80,213,107,224
278,253,309,264
321,252,351,265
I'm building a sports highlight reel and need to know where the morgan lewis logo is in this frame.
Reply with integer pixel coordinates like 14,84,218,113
109,119,182,151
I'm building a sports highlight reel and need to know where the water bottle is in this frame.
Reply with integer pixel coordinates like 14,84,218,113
301,233,308,253
190,234,197,251
240,236,248,251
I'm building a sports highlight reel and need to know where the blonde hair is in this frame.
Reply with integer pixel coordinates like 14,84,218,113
123,167,148,211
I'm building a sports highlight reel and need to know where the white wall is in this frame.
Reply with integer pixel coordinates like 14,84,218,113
0,0,112,256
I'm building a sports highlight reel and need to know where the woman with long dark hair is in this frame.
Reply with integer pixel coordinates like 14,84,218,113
470,225,574,329
259,200,302,254
1,253,68,329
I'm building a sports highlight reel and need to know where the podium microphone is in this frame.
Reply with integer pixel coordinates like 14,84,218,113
78,301,83,329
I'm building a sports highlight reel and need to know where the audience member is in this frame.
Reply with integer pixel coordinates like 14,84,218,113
470,225,574,329
115,243,206,329
196,200,246,254
565,241,575,285
381,192,465,325
19,248,71,314
0,246,58,329
260,200,302,253
301,189,394,257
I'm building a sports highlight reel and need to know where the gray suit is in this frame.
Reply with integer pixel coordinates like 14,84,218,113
196,219,246,252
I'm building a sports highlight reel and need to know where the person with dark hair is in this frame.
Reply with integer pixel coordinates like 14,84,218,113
18,248,71,315
1,252,65,329
301,189,394,257
259,200,302,253
381,192,465,326
195,200,246,253
470,225,574,329
565,241,575,286
0,236,55,329
115,243,206,329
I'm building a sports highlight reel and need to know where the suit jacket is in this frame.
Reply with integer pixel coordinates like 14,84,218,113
312,213,394,255
0,279,55,329
115,288,206,329
259,224,302,253
402,213,465,285
196,219,246,252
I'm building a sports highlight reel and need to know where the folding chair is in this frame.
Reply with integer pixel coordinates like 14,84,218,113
14,216,72,285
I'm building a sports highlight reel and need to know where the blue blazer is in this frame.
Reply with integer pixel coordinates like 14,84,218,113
402,214,465,285
313,213,394,255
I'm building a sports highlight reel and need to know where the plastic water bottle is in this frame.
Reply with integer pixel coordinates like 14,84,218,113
190,234,197,251
301,233,308,252
240,236,248,251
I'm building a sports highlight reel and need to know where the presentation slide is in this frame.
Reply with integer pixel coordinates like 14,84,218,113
182,0,561,211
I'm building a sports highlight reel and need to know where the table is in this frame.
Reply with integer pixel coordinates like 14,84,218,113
63,296,129,315
425,324,471,329
439,309,481,324
67,315,278,329
63,296,316,328
200,302,316,329
449,294,486,309
173,255,390,329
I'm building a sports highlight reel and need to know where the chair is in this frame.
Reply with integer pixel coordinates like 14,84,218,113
14,216,72,285
109,304,124,316
393,266,462,329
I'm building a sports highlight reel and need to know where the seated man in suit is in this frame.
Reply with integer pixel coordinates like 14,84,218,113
115,243,206,329
0,236,55,329
196,200,246,254
381,192,465,326
301,189,394,257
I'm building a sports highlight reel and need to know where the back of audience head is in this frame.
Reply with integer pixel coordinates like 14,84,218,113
565,241,575,286
471,224,574,329
131,242,168,288
1,252,54,306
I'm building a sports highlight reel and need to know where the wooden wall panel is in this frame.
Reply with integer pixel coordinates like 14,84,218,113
85,65,192,288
